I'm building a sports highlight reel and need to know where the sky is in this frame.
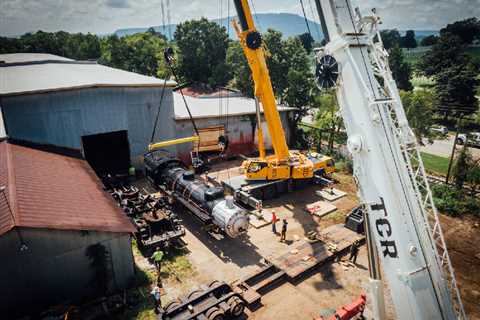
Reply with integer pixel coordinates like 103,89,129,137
1,0,479,37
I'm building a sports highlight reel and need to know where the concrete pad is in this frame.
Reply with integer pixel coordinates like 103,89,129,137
316,188,347,201
305,201,337,217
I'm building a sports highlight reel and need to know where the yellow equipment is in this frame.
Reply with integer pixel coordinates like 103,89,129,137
148,136,200,152
232,0,335,181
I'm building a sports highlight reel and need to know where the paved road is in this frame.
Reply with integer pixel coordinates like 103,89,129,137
420,135,480,160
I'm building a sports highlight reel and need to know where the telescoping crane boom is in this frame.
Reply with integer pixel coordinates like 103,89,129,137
312,0,466,319
232,0,335,182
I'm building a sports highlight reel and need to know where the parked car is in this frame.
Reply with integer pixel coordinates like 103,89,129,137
430,125,448,135
457,132,480,147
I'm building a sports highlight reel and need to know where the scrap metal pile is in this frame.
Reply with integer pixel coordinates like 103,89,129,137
103,175,185,250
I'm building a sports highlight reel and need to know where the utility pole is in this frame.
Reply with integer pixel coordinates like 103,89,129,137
446,115,463,184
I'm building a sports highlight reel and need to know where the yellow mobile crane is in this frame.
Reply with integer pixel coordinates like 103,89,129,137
232,0,335,181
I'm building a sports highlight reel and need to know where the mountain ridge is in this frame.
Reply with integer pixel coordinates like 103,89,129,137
114,13,439,41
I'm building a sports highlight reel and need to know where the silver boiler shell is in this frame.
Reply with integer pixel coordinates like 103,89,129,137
212,197,249,238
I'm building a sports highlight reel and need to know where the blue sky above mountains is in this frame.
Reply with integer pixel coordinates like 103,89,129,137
1,0,479,36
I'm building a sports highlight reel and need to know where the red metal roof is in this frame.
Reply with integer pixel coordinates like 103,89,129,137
177,85,240,98
0,142,135,236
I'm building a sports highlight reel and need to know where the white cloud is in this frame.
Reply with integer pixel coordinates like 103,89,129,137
0,0,479,36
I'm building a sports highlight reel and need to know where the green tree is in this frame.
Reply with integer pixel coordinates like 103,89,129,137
389,46,413,91
298,32,314,53
174,18,230,86
467,160,480,196
420,35,439,47
436,61,479,116
226,41,253,97
452,144,473,190
281,37,316,123
418,33,468,77
100,32,169,78
400,90,435,144
440,17,480,45
314,92,341,151
380,29,401,50
401,30,417,49
263,29,290,98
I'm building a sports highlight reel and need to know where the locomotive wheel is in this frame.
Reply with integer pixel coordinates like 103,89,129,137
206,307,225,320
187,289,204,300
165,300,181,312
208,280,221,288
228,296,245,317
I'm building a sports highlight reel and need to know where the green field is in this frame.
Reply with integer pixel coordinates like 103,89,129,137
406,47,480,67
420,152,450,176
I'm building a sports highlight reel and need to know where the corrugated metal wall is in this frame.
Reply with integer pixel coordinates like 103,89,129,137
175,112,293,164
1,87,176,166
0,228,134,317
0,107,6,139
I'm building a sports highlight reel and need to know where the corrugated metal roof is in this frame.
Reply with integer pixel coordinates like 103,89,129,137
0,53,177,96
173,92,296,120
0,141,135,236
0,53,73,64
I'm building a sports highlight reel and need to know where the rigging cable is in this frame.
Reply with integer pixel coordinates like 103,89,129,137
164,48,200,137
299,0,313,38
166,0,172,39
307,0,322,42
160,0,166,36
150,77,170,143
248,0,262,32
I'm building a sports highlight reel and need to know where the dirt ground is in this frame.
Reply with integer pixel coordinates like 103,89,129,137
135,159,480,320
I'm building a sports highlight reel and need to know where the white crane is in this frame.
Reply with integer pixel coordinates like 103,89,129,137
313,0,466,319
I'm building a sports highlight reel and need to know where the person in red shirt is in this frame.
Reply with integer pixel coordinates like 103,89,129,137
271,211,278,234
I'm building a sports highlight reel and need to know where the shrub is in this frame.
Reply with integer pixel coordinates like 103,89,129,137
431,183,480,217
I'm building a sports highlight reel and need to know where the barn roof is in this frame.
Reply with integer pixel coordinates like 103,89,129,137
0,53,176,97
0,141,135,236
173,91,296,120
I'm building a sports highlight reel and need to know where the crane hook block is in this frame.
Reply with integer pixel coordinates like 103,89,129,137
164,47,175,64
246,31,262,50
315,55,339,89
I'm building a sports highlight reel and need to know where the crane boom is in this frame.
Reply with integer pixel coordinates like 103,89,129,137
313,1,466,319
232,0,290,161
232,0,335,182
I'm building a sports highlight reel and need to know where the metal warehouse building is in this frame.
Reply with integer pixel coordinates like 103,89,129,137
173,86,295,164
0,141,136,318
0,53,177,175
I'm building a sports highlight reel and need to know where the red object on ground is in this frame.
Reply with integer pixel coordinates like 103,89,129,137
316,294,367,320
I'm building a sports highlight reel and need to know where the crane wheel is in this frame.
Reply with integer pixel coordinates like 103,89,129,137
206,307,225,320
228,296,245,316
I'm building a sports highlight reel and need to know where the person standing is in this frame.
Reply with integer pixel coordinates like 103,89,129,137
349,240,360,264
151,285,162,314
151,246,164,284
271,211,278,234
280,219,288,242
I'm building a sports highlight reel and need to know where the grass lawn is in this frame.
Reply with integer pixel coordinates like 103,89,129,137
420,152,450,176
